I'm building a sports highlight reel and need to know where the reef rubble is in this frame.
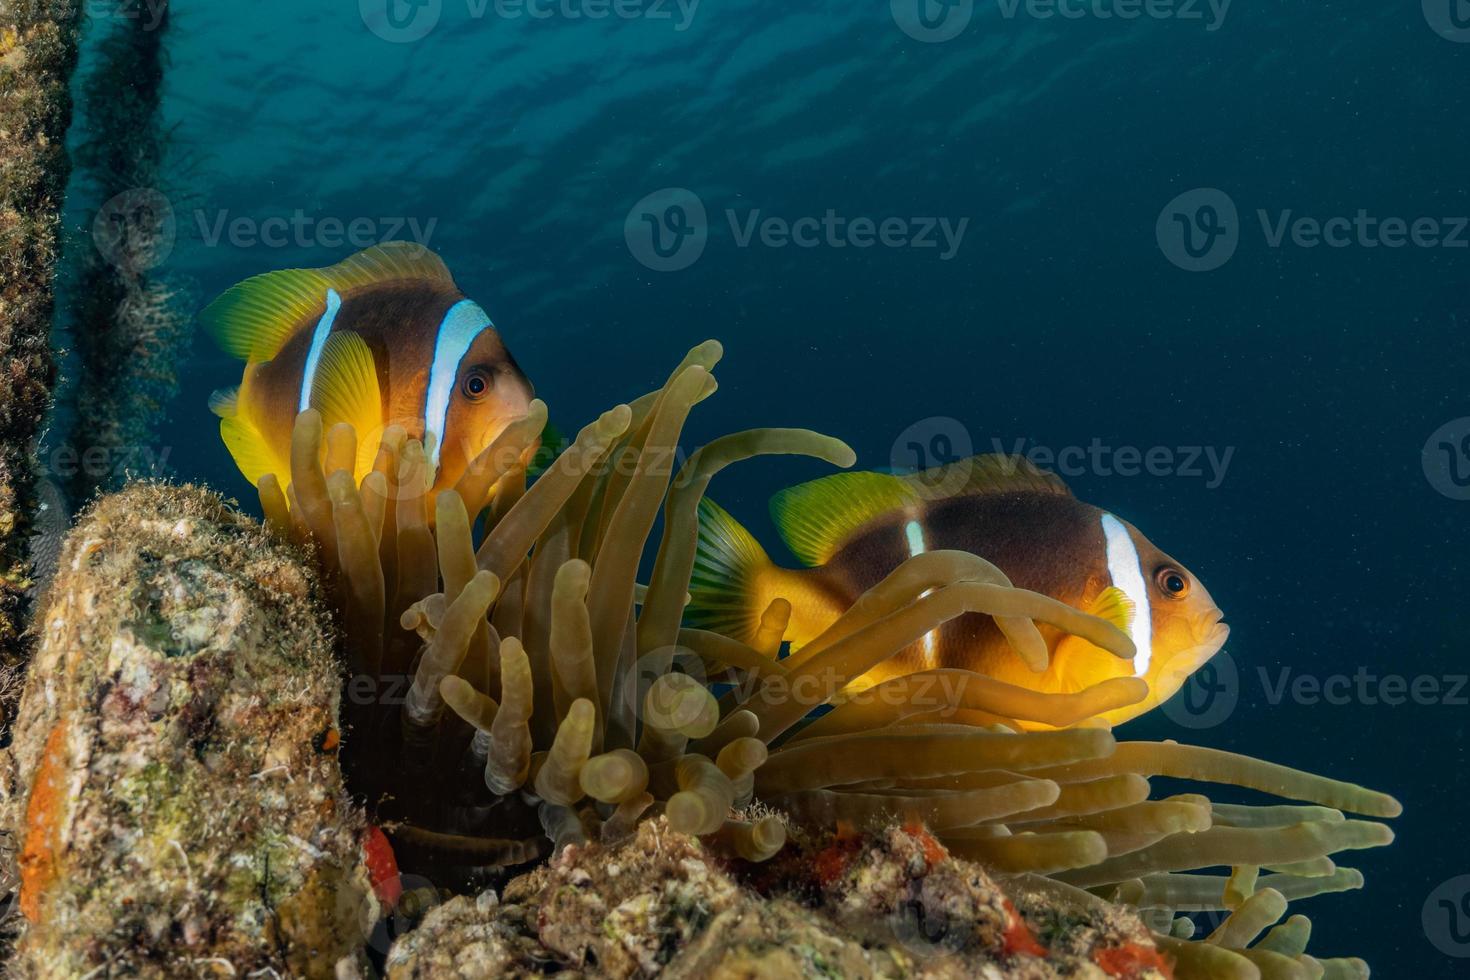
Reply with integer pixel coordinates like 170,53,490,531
382,816,1168,980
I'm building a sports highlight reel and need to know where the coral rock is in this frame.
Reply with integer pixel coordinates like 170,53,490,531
0,484,372,977
386,817,1168,979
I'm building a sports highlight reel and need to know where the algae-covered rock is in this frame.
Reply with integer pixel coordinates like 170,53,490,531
386,817,1168,979
1,483,372,977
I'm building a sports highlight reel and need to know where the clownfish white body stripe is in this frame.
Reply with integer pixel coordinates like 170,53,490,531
904,518,939,664
297,288,343,414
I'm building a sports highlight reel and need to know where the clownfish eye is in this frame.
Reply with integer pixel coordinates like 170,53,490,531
461,370,491,401
1155,566,1190,599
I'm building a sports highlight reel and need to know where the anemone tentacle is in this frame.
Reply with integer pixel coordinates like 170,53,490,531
274,341,1400,976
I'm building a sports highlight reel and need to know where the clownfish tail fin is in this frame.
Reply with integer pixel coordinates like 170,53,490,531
690,498,842,653
688,498,779,648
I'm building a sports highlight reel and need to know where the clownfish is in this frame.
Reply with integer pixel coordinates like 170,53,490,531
203,243,534,495
688,455,1228,728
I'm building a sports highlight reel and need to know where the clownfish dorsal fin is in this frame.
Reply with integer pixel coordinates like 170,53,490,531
901,454,1073,502
1086,585,1136,635
200,242,455,362
329,240,452,287
770,471,921,567
768,455,1072,568
312,331,382,481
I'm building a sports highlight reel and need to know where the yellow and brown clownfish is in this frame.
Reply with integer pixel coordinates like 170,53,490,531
689,455,1229,728
204,243,534,497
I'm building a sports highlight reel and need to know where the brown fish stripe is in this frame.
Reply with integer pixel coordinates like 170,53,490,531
814,493,1112,676
249,280,464,450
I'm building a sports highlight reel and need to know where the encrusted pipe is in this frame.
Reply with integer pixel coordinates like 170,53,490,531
0,2,81,711
3,485,371,976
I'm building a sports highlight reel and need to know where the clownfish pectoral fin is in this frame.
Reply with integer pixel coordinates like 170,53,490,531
219,415,286,491
1086,585,1137,636
312,331,382,481
208,386,240,419
770,471,920,567
201,242,454,362
528,420,566,477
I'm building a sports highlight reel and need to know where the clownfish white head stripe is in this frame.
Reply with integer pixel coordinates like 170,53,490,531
1101,511,1152,677
423,299,494,469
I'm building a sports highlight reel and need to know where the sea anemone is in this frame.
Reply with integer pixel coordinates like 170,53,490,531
265,341,1399,977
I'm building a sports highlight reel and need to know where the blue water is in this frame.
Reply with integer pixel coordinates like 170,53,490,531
66,1,1470,973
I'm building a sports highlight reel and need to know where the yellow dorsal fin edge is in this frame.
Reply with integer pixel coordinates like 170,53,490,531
200,242,453,362
768,455,1071,568
769,471,920,567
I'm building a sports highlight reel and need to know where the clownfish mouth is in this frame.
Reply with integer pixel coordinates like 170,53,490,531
1156,618,1230,692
